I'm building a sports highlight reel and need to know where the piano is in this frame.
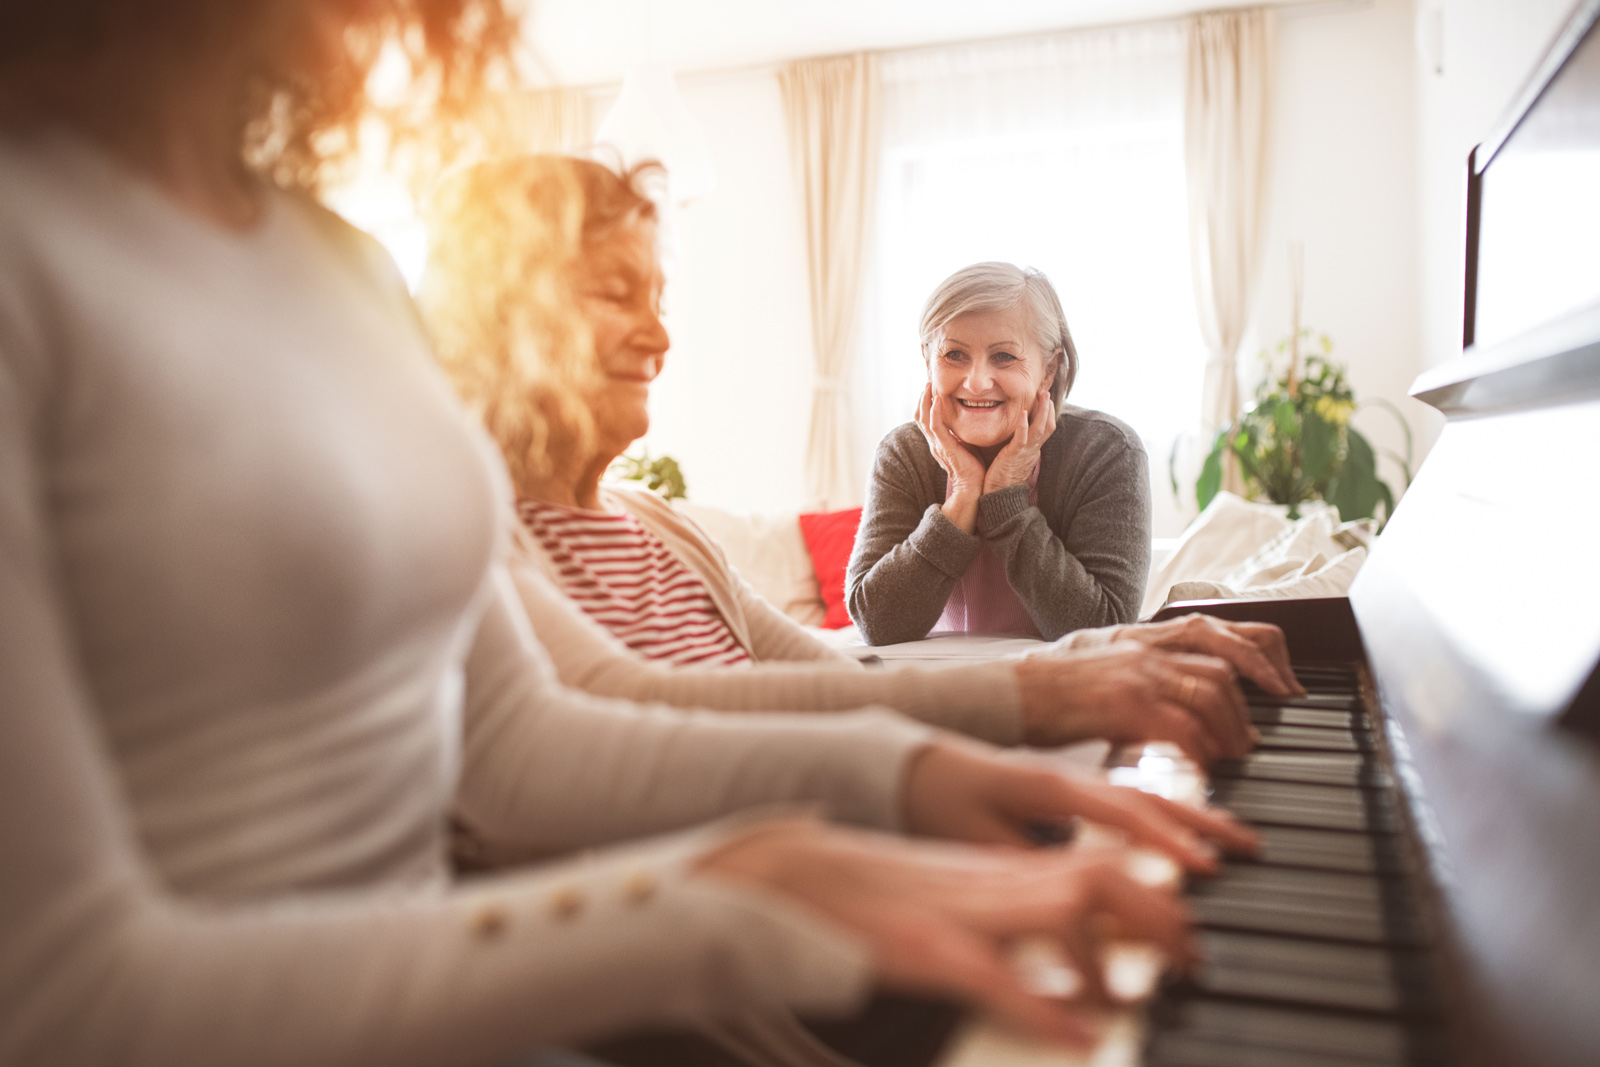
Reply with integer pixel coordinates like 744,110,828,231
930,3,1600,1065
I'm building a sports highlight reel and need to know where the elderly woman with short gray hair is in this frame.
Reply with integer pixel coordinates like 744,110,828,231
847,262,1152,645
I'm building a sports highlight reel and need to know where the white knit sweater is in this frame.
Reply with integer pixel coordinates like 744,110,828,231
0,131,933,1067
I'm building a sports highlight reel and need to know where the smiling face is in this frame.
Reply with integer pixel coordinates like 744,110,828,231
928,304,1057,450
575,215,669,460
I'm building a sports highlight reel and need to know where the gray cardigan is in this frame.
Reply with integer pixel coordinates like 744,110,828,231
846,406,1152,644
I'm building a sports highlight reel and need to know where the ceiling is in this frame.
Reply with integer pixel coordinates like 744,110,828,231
521,0,1271,86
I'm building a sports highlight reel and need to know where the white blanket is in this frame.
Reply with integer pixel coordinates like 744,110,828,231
1140,493,1374,619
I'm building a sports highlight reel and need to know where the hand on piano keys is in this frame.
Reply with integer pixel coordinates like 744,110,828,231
1015,612,1305,765
937,663,1444,1067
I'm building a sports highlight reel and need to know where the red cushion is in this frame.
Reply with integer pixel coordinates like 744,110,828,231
798,507,864,629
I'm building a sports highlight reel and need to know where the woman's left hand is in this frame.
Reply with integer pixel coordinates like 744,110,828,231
902,739,1259,873
984,388,1057,495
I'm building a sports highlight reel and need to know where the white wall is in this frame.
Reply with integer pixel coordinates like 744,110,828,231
1242,0,1427,510
1414,0,1576,378
595,73,821,516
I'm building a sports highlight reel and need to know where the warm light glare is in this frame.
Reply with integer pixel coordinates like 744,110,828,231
596,64,718,202
324,119,429,291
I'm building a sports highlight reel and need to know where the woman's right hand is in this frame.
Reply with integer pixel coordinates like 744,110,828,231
916,383,986,533
1012,643,1257,762
696,819,1195,1046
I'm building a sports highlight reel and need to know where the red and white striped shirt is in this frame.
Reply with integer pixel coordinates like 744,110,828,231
518,499,752,668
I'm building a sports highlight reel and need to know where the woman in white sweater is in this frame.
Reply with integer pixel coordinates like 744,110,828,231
0,5,1253,1067
423,155,1302,764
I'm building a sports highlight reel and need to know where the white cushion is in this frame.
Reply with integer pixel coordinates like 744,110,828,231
672,500,827,627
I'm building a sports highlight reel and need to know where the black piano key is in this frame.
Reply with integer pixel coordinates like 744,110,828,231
1148,999,1424,1066
1190,930,1422,1014
1213,752,1393,789
1212,779,1398,834
1289,665,1360,687
1188,867,1426,946
1148,1035,1402,1067
1250,825,1395,874
1251,724,1369,753
1191,895,1421,946
1250,705,1358,730
1198,864,1396,901
1249,693,1366,712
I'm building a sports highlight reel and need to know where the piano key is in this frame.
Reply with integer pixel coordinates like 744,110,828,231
1149,1030,1413,1067
1191,895,1421,947
1212,780,1398,833
1287,665,1360,687
1251,724,1368,753
1212,752,1393,789
1249,693,1365,712
1190,930,1423,1014
1196,864,1397,902
1189,868,1425,945
1148,999,1422,1065
1250,705,1358,730
1249,824,1408,876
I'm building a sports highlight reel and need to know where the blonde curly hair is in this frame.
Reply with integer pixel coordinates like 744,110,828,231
420,154,662,490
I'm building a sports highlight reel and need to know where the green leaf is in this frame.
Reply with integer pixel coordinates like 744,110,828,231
1273,398,1299,441
1231,434,1265,492
1326,428,1385,521
1197,440,1224,511
1301,408,1337,484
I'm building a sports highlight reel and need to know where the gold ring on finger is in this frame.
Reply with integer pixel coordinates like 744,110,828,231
1178,674,1199,708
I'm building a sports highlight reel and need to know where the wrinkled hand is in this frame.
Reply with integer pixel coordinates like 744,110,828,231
697,818,1196,1046
901,739,1258,871
916,382,985,532
983,388,1056,495
1014,642,1260,763
1109,614,1302,696
1059,613,1303,697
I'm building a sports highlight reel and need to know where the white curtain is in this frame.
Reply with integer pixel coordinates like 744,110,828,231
779,53,881,509
507,88,593,153
1185,8,1276,494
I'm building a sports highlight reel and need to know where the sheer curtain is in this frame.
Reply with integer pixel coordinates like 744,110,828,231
779,53,882,509
508,88,593,152
1186,9,1276,496
859,23,1205,534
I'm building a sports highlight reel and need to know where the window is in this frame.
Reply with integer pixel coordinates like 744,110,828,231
857,23,1205,533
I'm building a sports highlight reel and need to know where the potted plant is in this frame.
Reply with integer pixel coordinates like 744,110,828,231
1189,329,1411,523
608,448,688,500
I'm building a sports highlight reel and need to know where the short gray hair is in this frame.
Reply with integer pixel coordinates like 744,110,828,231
917,262,1078,407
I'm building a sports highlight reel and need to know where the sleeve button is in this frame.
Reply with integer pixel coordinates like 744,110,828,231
621,870,659,906
547,886,585,922
471,902,511,942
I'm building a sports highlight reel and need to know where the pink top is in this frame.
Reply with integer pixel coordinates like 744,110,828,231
519,499,753,667
932,463,1043,638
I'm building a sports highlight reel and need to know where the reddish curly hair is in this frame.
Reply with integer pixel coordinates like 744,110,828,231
0,0,519,191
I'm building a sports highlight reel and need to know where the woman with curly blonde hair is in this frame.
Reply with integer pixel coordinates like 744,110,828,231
0,5,1282,1067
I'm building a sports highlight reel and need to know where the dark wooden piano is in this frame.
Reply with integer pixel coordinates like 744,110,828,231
935,3,1600,1065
